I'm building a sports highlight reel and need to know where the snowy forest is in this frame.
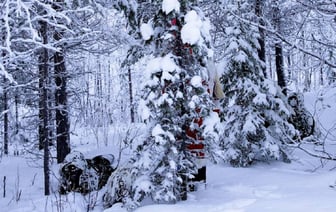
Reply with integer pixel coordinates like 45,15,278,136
1,0,336,211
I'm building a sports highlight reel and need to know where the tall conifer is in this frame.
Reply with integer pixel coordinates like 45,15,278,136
104,0,222,209
219,0,297,167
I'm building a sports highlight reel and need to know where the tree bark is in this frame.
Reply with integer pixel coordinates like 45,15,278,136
54,46,70,163
128,68,135,123
1,20,9,155
53,0,70,164
255,0,267,77
328,50,335,85
3,82,8,155
38,19,50,196
15,93,19,135
275,43,286,90
272,0,287,94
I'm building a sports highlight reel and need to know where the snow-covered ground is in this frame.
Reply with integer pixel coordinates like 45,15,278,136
1,88,336,212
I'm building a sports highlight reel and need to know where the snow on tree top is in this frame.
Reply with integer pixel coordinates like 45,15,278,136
181,23,201,45
162,0,180,14
234,51,247,63
185,10,202,26
181,10,203,45
140,22,154,41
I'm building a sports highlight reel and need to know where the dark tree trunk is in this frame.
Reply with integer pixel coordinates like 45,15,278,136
287,55,292,82
53,0,70,164
15,93,19,135
272,0,287,94
275,43,286,91
54,34,70,164
3,83,8,155
1,22,9,155
128,68,135,123
38,69,44,150
255,0,267,77
38,19,50,196
328,51,335,85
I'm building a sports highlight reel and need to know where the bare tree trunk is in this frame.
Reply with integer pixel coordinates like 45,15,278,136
255,0,267,77
38,68,45,150
54,47,70,163
275,43,286,90
287,55,292,84
128,68,135,123
3,82,8,155
15,93,19,135
272,0,287,94
328,50,335,85
38,18,50,196
268,49,273,80
1,21,9,155
319,67,324,86
53,0,70,164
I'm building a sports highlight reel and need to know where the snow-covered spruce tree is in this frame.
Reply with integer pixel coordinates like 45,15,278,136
219,0,298,167
104,0,222,210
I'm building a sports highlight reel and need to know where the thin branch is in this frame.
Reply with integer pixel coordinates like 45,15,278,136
297,143,336,161
230,11,336,69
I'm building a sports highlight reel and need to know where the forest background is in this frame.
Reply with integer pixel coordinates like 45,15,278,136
0,0,336,211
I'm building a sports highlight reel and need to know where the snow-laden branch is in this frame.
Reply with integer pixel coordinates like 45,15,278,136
230,11,336,69
34,0,72,25
312,34,336,49
0,64,15,84
16,0,40,41
4,0,12,57
296,142,336,161
296,0,336,17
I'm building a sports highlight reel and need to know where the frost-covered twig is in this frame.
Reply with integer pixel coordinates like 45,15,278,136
229,10,336,69
296,142,336,161
115,126,140,168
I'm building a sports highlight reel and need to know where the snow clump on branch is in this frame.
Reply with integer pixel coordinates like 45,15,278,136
140,22,154,41
162,0,180,14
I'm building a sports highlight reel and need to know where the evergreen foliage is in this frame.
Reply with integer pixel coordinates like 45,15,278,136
219,1,298,167
103,0,222,210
